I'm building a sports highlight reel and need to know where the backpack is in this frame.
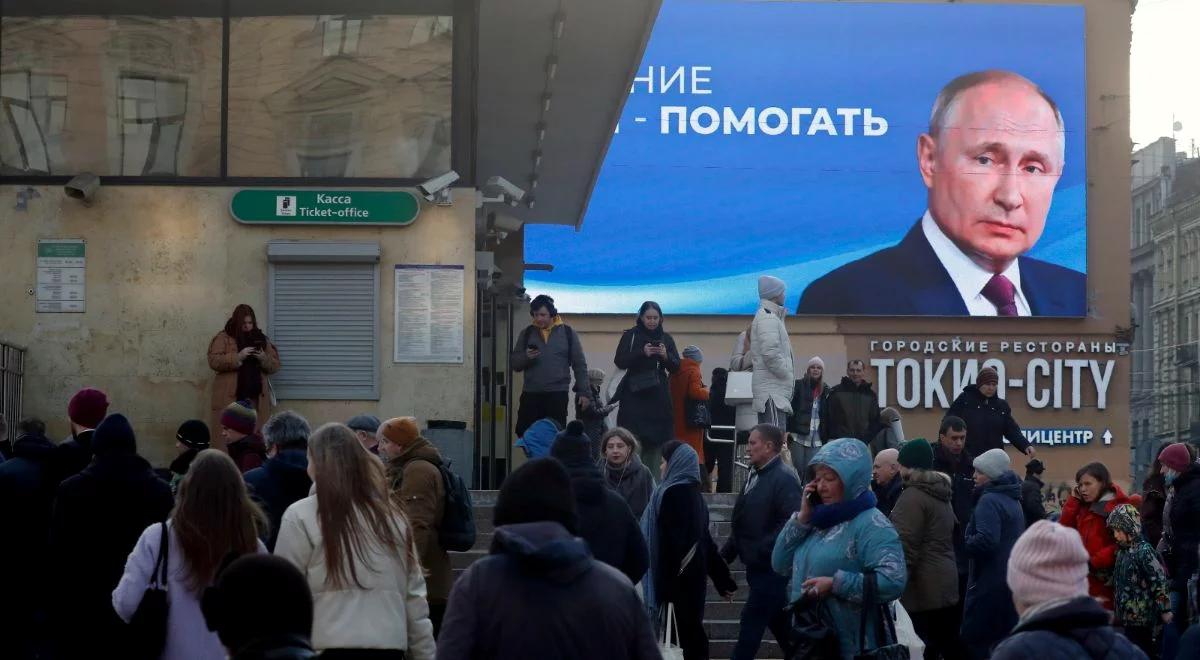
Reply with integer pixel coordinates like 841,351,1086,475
413,457,477,552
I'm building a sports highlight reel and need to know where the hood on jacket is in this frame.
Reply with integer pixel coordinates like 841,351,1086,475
12,433,56,462
1105,503,1142,544
809,437,872,498
385,439,443,490
838,376,874,393
759,297,787,319
490,521,594,584
983,470,1023,500
1011,595,1113,637
516,418,561,459
904,468,953,501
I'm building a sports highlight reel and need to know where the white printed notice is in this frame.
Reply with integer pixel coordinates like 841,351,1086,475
37,239,86,313
394,265,465,363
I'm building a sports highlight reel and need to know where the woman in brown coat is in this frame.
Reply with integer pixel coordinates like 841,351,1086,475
208,304,280,447
669,345,709,482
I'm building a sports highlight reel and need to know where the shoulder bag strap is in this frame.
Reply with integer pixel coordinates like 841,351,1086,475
154,519,170,589
678,542,699,576
859,568,876,653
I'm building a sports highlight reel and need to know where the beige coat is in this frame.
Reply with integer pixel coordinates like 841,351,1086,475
207,331,280,447
274,495,436,657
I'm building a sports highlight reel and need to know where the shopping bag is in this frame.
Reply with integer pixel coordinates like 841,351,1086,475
892,601,925,660
658,602,685,660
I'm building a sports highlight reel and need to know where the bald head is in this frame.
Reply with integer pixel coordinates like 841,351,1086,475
873,448,900,486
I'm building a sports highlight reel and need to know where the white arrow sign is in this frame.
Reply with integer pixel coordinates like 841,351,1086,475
1102,429,1113,445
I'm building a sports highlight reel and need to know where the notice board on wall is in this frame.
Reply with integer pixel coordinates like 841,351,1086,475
393,265,464,364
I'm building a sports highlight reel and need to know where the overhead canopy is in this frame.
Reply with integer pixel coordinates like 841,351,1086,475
475,0,660,228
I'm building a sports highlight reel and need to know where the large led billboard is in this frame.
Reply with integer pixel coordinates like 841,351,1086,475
525,1,1086,316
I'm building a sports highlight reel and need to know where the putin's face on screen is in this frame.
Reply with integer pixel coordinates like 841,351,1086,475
918,78,1064,272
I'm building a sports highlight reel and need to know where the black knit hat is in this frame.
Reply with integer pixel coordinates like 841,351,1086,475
1025,458,1046,476
93,413,136,455
176,419,211,450
494,458,577,534
549,420,591,465
202,554,313,652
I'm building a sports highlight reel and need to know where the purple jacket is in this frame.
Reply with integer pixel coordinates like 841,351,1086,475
113,522,266,660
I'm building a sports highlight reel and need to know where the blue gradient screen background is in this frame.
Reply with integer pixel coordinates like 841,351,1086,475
525,1,1086,315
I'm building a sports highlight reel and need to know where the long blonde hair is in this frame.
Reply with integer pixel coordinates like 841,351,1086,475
173,450,267,591
307,423,417,589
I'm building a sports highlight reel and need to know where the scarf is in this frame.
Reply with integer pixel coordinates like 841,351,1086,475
231,328,267,402
641,444,700,619
169,447,200,476
636,318,665,341
810,488,877,530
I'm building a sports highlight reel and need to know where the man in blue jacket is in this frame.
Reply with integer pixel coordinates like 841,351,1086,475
797,70,1085,317
244,411,313,551
721,424,803,660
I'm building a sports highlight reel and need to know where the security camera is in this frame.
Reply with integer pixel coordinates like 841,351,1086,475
492,214,524,233
64,173,100,205
481,176,526,206
418,170,460,205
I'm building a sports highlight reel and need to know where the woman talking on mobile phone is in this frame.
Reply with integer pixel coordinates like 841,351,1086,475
771,438,907,660
613,301,680,478
208,304,281,447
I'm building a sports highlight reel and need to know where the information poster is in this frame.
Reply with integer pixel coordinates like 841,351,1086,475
394,265,465,363
36,239,86,313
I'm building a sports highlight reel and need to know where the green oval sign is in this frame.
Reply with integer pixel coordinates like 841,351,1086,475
230,189,421,225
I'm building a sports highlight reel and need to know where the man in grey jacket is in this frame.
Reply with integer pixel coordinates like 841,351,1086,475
511,295,590,437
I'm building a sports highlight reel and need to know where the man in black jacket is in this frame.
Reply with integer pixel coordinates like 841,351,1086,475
0,418,58,658
56,387,109,480
437,458,660,660
244,411,313,551
1021,459,1048,529
822,359,881,443
50,413,174,658
933,415,975,660
722,424,802,660
947,367,1034,458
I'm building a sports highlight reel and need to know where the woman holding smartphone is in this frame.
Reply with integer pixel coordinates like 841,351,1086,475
614,301,680,477
207,304,281,446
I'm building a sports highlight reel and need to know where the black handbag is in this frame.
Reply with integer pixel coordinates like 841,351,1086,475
128,519,171,659
685,397,712,429
854,569,909,660
784,595,841,660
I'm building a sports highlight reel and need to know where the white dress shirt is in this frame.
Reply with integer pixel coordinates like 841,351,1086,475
921,211,1032,317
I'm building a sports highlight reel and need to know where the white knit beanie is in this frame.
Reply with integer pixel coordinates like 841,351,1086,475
973,448,1011,480
1007,520,1090,611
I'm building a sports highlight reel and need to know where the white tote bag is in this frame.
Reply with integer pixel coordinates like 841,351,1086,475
892,601,926,660
658,602,685,660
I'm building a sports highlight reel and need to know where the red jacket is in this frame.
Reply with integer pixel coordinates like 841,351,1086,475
669,358,709,463
1059,484,1131,609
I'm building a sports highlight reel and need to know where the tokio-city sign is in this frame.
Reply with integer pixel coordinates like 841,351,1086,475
230,189,421,226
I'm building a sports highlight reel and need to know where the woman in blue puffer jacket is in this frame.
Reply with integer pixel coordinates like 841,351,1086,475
772,438,907,660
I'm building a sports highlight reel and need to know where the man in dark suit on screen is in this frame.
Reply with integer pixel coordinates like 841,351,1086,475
796,70,1086,317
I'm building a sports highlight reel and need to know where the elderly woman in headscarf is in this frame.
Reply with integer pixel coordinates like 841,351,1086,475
208,304,281,447
670,344,711,490
771,438,907,660
642,440,737,660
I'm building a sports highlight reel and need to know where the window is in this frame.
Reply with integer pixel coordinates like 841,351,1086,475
268,241,380,400
227,14,452,178
0,16,221,177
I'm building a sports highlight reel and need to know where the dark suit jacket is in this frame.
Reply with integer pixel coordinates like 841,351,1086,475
796,222,1086,316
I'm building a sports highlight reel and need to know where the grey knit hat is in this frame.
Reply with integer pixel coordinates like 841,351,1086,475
346,414,381,434
683,345,704,363
974,448,1012,479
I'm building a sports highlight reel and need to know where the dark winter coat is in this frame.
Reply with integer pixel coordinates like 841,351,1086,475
613,327,681,450
436,521,661,660
54,428,94,481
244,449,312,551
787,375,829,435
228,433,267,473
656,482,737,605
50,451,174,657
0,432,59,654
710,370,736,428
1140,475,1166,549
822,377,880,442
603,455,655,520
231,635,317,660
1163,463,1200,593
947,385,1031,456
559,452,648,584
1059,485,1132,609
990,596,1149,660
933,441,977,576
960,471,1024,650
873,474,903,518
889,469,959,613
721,455,803,572
385,438,452,604
1022,474,1048,529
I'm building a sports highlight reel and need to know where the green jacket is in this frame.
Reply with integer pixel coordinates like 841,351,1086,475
889,469,959,613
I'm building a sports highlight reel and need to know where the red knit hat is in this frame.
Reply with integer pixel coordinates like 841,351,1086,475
1160,443,1192,473
68,388,109,428
220,400,258,436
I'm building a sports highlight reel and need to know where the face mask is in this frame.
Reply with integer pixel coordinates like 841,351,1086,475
1165,469,1180,487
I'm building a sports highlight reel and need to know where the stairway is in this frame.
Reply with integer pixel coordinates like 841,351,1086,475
452,491,783,659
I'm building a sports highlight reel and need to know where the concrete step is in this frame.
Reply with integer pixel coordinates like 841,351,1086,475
708,637,782,659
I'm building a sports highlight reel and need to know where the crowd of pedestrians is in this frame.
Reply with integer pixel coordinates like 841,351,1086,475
6,290,1200,660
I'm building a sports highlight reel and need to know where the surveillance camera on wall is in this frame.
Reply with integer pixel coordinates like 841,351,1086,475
64,173,100,205
492,214,524,233
480,176,526,207
418,170,460,205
